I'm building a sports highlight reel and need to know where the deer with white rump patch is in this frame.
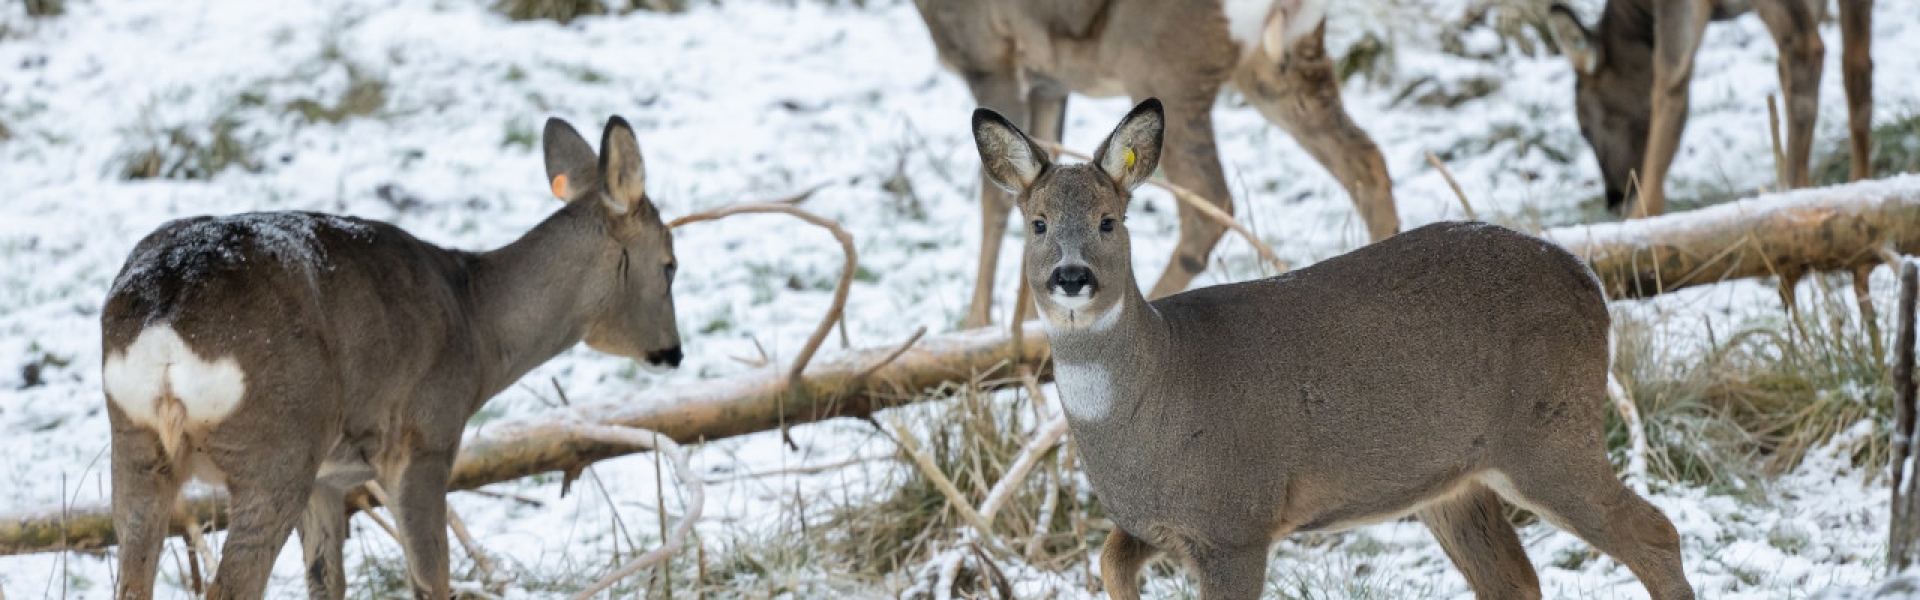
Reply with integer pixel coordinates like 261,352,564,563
973,99,1694,599
101,116,682,599
917,0,1400,328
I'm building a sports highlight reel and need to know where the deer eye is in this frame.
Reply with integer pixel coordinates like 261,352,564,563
664,262,677,283
1100,218,1115,233
1032,220,1047,235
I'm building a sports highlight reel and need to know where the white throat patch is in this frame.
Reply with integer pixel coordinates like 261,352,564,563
1051,359,1114,420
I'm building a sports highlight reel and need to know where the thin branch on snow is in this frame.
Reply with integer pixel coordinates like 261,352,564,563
1034,139,1289,275
563,424,704,600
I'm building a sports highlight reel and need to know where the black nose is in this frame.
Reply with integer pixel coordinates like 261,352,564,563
1049,266,1096,296
1604,188,1627,212
645,346,683,368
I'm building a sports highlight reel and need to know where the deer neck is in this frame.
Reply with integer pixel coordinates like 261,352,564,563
467,202,608,392
1043,283,1165,425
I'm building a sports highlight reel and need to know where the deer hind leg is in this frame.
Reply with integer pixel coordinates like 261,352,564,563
1099,528,1157,600
384,450,456,599
1141,88,1234,300
1233,23,1398,243
298,485,350,600
1487,452,1693,599
1754,0,1827,189
1185,542,1269,600
1416,484,1541,600
1837,0,1874,182
961,71,1031,329
109,419,185,600
204,452,320,599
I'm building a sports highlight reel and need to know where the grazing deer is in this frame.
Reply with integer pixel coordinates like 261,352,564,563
972,99,1694,599
1544,0,1874,217
101,116,683,599
916,0,1401,328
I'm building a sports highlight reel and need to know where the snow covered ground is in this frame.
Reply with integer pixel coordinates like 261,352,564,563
2,0,1918,597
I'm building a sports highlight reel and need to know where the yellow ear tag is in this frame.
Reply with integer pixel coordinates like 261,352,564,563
1123,148,1137,169
550,174,569,199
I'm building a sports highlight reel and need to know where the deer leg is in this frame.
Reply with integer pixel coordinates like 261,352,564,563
383,451,455,599
1837,0,1874,181
1233,23,1399,242
1416,484,1541,600
109,422,183,600
1490,455,1692,599
1141,90,1234,299
1098,528,1156,600
1186,543,1269,600
962,71,1030,329
298,485,350,600
205,457,319,599
1637,1,1713,217
1754,0,1826,189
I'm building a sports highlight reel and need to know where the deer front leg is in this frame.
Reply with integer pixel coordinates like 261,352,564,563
1637,0,1713,217
1837,0,1874,182
1754,0,1827,189
963,71,1030,328
1234,23,1399,242
384,450,455,599
206,454,320,599
109,420,183,600
1142,90,1235,300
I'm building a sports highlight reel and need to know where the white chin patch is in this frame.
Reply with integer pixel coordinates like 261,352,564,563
1050,293,1092,310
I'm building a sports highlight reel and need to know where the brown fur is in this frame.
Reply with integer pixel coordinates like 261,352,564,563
1545,0,1873,216
973,100,1693,599
918,0,1401,327
102,116,682,599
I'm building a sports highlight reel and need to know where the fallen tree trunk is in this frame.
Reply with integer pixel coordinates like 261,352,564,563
2,325,1053,556
10,176,1920,556
1544,175,1920,299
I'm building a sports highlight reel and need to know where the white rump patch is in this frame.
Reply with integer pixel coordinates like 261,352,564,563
103,325,247,450
1052,359,1114,420
1223,0,1328,58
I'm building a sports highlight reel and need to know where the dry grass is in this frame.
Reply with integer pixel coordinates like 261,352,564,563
1814,110,1920,186
496,0,687,24
1610,275,1894,495
811,378,1095,594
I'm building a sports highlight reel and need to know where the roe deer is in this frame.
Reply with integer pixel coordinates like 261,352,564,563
916,0,1401,328
101,116,682,599
971,99,1694,599
1544,0,1874,217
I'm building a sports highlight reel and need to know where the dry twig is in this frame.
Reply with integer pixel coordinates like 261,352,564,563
564,424,705,600
670,192,857,448
1034,140,1288,274
1426,151,1477,221
978,414,1070,523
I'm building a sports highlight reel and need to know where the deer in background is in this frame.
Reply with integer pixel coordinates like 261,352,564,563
916,0,1401,328
1545,0,1874,217
102,116,682,599
972,99,1693,599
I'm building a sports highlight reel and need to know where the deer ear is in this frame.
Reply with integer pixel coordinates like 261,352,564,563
543,118,601,202
971,107,1051,196
597,116,653,217
1091,99,1163,192
1545,4,1599,75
